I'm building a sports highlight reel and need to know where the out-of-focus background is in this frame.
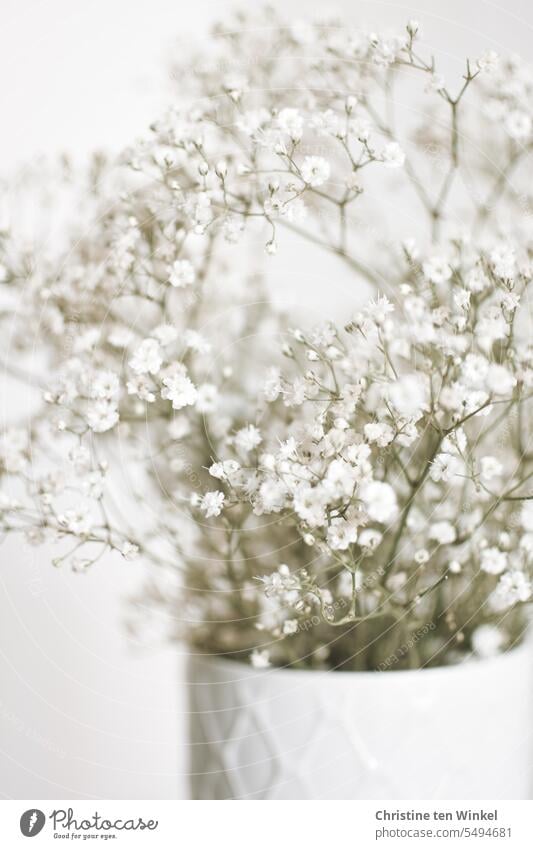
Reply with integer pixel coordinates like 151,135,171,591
1,0,532,799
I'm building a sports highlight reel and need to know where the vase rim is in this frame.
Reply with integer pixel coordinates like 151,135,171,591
187,634,531,681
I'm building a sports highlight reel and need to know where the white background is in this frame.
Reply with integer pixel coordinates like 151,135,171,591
1,0,532,800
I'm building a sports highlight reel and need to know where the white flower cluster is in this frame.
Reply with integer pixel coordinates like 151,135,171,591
190,239,533,667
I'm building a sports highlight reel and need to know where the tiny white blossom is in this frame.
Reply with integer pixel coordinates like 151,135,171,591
480,547,507,575
429,73,446,92
250,649,271,669
108,326,134,348
359,481,398,524
293,484,328,527
127,375,156,403
58,506,92,536
184,329,211,354
465,267,489,293
414,548,429,564
234,425,262,453
423,256,452,284
486,364,516,396
520,533,533,562
200,490,225,518
480,456,503,482
120,541,139,560
86,400,119,433
429,521,456,545
364,422,394,447
90,370,120,400
3,20,533,675
68,445,91,471
453,289,471,311
129,339,163,376
490,570,531,610
359,528,383,551
0,428,28,472
169,259,196,287
300,156,330,187
461,353,489,389
327,517,358,550
380,142,405,168
490,244,516,279
254,479,288,515
520,502,533,532
161,366,197,409
476,312,508,351
196,383,219,413
365,294,395,325
168,416,191,440
209,459,240,481
263,368,282,402
154,324,179,345
505,110,531,141
276,108,304,140
476,51,499,74
386,374,428,419
430,453,461,483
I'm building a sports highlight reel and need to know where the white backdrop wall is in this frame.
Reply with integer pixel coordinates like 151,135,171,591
1,0,532,799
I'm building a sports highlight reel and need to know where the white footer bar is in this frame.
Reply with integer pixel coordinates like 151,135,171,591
1,800,532,847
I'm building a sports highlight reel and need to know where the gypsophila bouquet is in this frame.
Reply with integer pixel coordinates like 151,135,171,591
0,10,532,670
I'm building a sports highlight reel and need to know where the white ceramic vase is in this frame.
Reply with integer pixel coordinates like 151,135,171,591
188,644,533,799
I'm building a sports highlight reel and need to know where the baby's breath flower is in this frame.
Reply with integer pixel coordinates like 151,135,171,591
234,425,262,453
276,107,304,141
414,548,429,564
161,368,197,410
58,506,92,536
365,294,395,325
423,256,452,284
490,570,531,610
429,521,457,545
154,324,179,345
327,517,358,550
300,156,330,187
505,110,531,141
200,491,225,518
86,400,119,433
359,481,398,524
129,339,163,376
430,453,461,483
196,383,219,413
250,649,271,669
476,51,499,74
480,456,503,481
0,429,28,473
380,142,405,168
480,547,508,575
169,259,196,288
364,422,395,447
120,541,140,560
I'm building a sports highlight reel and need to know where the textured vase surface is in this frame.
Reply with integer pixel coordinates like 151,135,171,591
188,644,532,800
